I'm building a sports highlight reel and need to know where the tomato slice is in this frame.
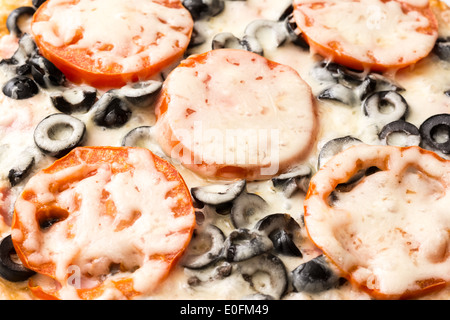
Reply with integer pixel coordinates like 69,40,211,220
154,49,318,181
304,145,450,300
11,146,196,300
293,0,439,71
31,0,194,89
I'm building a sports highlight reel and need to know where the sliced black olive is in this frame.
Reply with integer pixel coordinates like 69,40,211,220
121,126,167,159
237,253,288,299
211,32,263,55
182,0,224,20
241,293,275,300
367,73,405,92
51,86,97,114
363,91,409,128
272,165,311,198
0,235,35,282
188,26,206,48
291,255,341,293
318,136,363,169
317,84,357,106
8,149,35,186
117,80,162,107
254,213,302,257
223,228,273,262
191,179,246,207
379,120,421,147
6,6,35,38
181,224,226,269
434,38,450,61
284,13,309,49
2,76,39,100
0,33,37,68
230,192,268,229
32,0,47,9
92,92,131,128
34,113,86,158
243,19,288,53
28,54,66,88
419,113,450,154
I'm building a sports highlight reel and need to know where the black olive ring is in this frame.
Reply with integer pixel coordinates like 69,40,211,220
0,235,35,282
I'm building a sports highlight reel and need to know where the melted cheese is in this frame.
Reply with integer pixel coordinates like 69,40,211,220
31,0,193,73
12,148,194,299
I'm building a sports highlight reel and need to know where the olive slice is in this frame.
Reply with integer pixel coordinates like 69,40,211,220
211,32,263,55
92,92,132,128
51,86,97,114
223,228,273,262
6,6,35,38
243,19,288,51
237,253,288,300
317,84,357,106
191,180,246,207
0,235,35,282
181,224,226,269
254,213,302,257
291,255,342,293
318,136,363,169
32,0,46,9
8,149,35,186
271,165,312,198
230,192,268,229
34,113,86,158
419,113,450,154
2,76,39,100
182,0,224,20
28,54,66,88
118,80,162,107
379,120,421,147
362,91,409,129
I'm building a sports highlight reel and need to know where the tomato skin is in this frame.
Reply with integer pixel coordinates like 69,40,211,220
31,0,193,89
11,146,196,300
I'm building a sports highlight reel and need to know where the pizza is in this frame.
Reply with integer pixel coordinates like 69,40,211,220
0,0,448,300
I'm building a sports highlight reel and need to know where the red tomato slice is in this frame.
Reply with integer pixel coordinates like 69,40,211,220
154,49,318,181
304,145,449,300
31,0,194,89
293,0,439,71
11,146,196,300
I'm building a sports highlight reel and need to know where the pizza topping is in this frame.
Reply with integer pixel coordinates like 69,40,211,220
12,147,196,299
181,223,226,269
31,0,194,88
0,235,35,282
50,86,97,115
223,228,273,262
28,54,65,88
317,136,363,169
271,165,311,198
2,75,39,100
419,113,450,154
211,32,262,55
304,145,450,299
155,48,318,180
230,192,269,229
91,92,132,129
191,180,247,208
118,80,162,108
33,113,86,158
255,213,303,257
0,33,37,69
379,120,421,147
32,0,46,9
8,149,35,187
318,83,357,107
236,253,288,300
6,6,35,38
182,0,225,20
293,0,439,71
363,91,409,131
291,255,341,293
